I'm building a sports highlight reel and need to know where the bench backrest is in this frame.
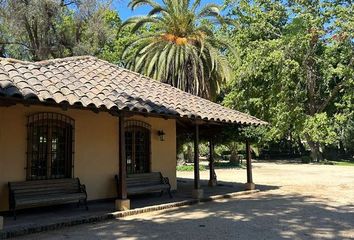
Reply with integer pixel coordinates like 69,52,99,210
126,172,162,188
9,178,81,198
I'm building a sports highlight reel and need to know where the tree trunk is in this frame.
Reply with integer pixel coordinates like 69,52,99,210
305,134,323,162
229,150,240,164
186,144,194,163
338,139,345,155
0,45,5,58
297,137,306,155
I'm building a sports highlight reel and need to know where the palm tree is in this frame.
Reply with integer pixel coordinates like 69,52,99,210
122,0,231,100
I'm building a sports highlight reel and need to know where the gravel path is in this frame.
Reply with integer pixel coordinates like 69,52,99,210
14,162,354,240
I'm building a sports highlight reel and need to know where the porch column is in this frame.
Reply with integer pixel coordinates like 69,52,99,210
192,123,203,199
245,139,256,190
208,138,217,187
115,113,130,211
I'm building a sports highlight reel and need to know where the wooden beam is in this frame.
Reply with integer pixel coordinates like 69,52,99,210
0,97,258,128
246,139,253,183
194,123,200,189
208,138,217,187
0,99,16,107
176,118,190,130
118,114,127,199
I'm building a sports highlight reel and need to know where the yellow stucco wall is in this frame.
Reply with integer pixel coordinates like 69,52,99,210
127,115,177,189
0,104,176,212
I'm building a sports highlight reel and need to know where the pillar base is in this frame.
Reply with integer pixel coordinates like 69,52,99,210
245,182,256,190
208,179,217,187
0,216,3,230
192,188,204,199
115,199,130,211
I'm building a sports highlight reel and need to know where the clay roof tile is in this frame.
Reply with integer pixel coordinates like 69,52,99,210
0,56,267,125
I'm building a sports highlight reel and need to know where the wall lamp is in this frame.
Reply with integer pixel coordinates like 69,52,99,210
158,130,166,141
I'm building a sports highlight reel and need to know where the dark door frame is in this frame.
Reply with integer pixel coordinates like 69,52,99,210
125,121,151,174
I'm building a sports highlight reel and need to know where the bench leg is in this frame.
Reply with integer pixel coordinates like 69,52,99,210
168,188,173,198
13,207,16,220
84,199,89,211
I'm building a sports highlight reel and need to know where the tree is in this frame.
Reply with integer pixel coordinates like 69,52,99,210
121,0,231,100
223,0,353,161
0,0,121,61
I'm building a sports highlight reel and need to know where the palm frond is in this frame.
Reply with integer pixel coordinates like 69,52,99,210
147,6,166,16
121,16,159,32
122,0,232,100
129,0,161,10
197,4,222,18
191,0,202,12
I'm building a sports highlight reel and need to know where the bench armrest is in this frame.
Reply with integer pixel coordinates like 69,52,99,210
80,184,87,195
162,177,171,186
8,188,15,209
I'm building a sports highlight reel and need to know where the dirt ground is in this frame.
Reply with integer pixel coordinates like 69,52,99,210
182,161,354,206
14,162,354,240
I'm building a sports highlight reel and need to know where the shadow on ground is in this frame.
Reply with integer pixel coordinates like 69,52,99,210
2,178,277,234
19,190,354,240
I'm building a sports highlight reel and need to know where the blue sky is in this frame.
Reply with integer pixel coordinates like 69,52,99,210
114,0,225,20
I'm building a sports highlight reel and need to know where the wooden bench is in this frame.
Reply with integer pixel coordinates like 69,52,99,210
8,178,88,219
115,172,172,198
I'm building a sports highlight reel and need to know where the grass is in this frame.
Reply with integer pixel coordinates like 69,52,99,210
177,161,246,171
328,160,354,166
176,165,207,171
313,159,354,166
214,161,245,169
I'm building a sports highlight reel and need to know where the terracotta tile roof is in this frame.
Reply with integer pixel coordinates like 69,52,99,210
0,56,266,125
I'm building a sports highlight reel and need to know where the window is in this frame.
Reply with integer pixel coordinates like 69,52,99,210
125,121,151,174
27,113,74,180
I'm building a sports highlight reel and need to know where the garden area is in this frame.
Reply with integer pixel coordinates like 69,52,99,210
0,0,353,239
176,139,354,172
1,0,353,167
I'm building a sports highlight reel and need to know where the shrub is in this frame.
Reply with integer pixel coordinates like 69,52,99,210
301,156,311,163
176,165,207,171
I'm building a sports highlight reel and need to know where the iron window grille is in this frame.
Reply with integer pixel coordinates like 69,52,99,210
124,120,151,174
26,112,75,180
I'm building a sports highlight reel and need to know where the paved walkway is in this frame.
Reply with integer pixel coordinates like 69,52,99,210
3,178,245,233
13,162,354,239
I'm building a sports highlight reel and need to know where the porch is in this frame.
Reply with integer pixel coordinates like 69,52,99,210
114,114,257,210
0,56,266,238
1,177,257,238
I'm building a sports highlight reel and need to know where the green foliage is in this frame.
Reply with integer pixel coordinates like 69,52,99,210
121,0,232,99
1,0,352,162
214,144,229,160
0,0,123,61
100,25,137,65
73,8,121,58
341,117,354,152
302,113,337,146
199,143,209,157
223,0,354,161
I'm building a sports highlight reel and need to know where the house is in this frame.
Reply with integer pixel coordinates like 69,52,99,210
0,56,266,215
